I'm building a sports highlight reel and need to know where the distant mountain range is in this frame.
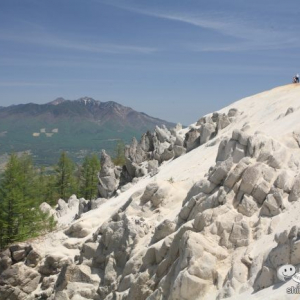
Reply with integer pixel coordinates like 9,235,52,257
0,97,176,165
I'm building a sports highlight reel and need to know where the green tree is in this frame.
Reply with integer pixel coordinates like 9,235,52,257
54,152,76,200
35,167,58,206
112,141,126,166
0,154,55,249
79,154,100,200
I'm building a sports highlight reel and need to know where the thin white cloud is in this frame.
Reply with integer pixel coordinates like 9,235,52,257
98,1,300,52
0,31,157,55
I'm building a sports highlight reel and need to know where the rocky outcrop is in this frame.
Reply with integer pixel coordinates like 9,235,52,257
0,263,41,299
81,130,298,299
94,109,240,201
0,243,43,300
98,150,121,198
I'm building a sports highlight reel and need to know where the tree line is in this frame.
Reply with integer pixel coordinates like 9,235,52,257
0,141,125,250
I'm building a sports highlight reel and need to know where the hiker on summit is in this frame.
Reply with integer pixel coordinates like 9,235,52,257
294,74,299,83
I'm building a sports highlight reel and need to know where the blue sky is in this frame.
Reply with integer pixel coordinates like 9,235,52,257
0,0,299,124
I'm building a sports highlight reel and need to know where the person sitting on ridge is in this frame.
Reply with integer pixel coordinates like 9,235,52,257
293,74,299,83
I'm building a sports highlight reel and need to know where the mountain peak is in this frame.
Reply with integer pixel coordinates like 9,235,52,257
48,97,66,105
48,97,101,106
76,97,101,106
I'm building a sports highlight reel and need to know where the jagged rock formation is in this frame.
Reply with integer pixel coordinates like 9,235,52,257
98,150,121,198
1,85,300,300
98,109,240,199
68,130,299,300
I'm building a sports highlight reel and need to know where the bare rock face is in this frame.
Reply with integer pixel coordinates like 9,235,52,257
64,219,93,238
0,249,12,274
98,150,120,198
110,109,240,204
9,243,32,263
56,198,69,217
25,249,41,268
184,128,200,151
39,254,72,276
186,108,240,153
289,174,300,202
0,263,41,299
200,122,216,145
123,124,182,183
152,219,176,243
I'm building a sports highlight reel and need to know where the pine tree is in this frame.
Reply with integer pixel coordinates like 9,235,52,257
79,154,100,200
0,154,24,247
55,152,76,200
35,166,47,204
0,154,55,249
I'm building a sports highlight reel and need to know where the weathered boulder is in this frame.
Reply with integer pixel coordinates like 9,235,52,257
125,137,148,165
194,209,214,232
147,159,159,174
160,147,174,162
184,128,200,152
0,249,12,274
208,158,234,185
0,263,41,295
140,131,154,152
151,185,170,208
0,286,27,300
10,243,32,263
98,150,119,198
200,122,216,145
217,113,231,131
229,217,251,247
174,145,186,158
64,220,93,238
78,198,90,217
25,249,41,267
238,194,258,217
68,194,79,209
140,182,159,205
254,266,275,291
55,264,100,291
152,220,176,243
289,174,300,202
239,163,275,195
81,243,98,260
56,199,69,217
174,135,184,147
155,125,172,143
261,189,284,217
274,170,295,193
224,157,252,189
184,179,217,206
39,254,72,276
228,108,239,118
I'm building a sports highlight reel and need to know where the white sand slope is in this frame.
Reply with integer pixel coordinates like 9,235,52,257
8,84,300,300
